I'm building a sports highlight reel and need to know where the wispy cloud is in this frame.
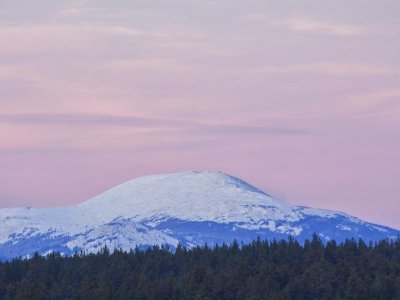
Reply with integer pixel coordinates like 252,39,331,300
56,0,93,18
0,113,307,135
188,124,307,136
102,59,187,73
251,63,399,77
0,24,160,55
0,114,191,128
283,18,368,37
346,89,400,109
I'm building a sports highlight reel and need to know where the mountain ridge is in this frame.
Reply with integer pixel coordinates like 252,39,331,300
0,171,398,260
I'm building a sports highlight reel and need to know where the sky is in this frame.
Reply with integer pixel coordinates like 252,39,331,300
0,0,399,229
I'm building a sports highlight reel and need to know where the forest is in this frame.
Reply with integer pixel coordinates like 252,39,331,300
0,235,399,299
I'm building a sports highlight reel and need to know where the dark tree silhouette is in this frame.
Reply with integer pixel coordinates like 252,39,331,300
0,236,399,299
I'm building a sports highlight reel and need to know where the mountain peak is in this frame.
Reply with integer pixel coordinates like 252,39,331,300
78,170,288,226
108,170,270,197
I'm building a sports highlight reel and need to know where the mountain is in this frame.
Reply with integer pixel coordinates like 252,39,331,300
0,171,398,260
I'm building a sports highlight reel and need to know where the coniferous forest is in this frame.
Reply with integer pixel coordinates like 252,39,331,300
1,236,400,300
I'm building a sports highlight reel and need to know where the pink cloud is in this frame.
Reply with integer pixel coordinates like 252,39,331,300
251,63,400,77
283,18,369,37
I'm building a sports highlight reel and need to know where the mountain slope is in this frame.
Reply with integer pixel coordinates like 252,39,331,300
0,171,398,260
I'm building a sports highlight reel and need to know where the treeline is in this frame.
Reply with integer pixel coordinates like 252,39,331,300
0,236,400,299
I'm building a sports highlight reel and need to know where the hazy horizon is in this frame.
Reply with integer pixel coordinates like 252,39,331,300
0,0,399,229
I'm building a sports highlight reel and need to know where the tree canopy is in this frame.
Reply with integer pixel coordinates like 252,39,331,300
1,236,399,299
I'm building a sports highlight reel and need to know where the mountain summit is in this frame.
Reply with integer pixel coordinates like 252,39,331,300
0,171,398,260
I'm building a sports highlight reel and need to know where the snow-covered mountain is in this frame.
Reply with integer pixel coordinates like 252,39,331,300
0,171,398,260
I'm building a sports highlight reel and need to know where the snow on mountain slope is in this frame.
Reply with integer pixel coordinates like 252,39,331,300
78,171,299,225
0,171,398,260
66,219,179,253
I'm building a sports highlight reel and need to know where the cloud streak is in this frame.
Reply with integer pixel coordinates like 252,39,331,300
284,18,369,37
0,113,307,136
346,89,400,111
0,24,168,55
251,63,400,77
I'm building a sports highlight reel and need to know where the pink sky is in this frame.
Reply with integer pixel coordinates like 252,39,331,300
0,0,399,228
